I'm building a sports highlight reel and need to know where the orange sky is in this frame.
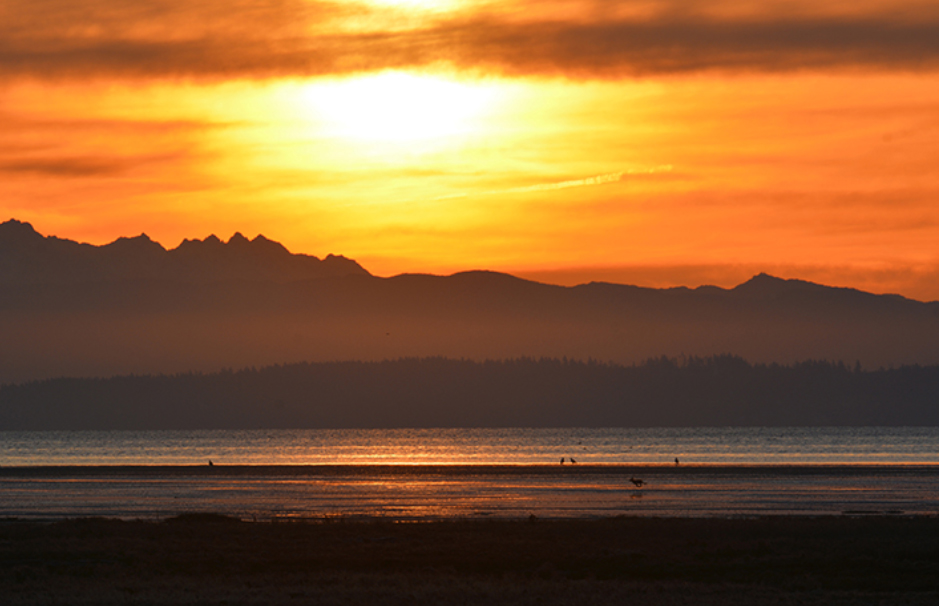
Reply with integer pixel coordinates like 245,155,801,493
2,0,938,300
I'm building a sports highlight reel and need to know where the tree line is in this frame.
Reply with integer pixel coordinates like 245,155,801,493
1,355,938,429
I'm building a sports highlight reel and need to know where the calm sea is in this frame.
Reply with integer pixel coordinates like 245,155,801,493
1,427,938,520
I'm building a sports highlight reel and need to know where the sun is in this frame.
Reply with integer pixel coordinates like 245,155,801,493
300,72,501,143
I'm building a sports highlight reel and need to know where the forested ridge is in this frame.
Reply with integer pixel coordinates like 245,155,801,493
2,356,938,429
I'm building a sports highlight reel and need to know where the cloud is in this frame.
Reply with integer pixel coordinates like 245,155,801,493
500,167,671,194
0,112,227,178
0,151,187,177
0,157,130,177
2,0,939,80
436,18,939,77
431,166,674,201
0,113,230,135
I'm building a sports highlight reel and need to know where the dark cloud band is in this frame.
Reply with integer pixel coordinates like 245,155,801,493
422,18,939,76
0,157,130,177
3,1,939,80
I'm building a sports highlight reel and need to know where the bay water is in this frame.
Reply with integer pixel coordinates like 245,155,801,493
1,427,937,520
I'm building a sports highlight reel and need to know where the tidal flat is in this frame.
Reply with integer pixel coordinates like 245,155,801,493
2,514,938,605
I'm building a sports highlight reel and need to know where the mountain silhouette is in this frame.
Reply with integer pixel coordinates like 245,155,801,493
0,219,369,284
2,219,938,384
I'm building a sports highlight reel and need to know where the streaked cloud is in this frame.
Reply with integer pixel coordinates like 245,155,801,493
3,0,939,80
431,166,673,201
0,157,130,177
498,166,673,194
0,112,225,178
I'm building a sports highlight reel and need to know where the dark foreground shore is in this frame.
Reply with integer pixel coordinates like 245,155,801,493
2,515,939,605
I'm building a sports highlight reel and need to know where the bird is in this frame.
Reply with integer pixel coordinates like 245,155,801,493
630,477,644,487
570,457,577,464
675,457,680,466
208,460,214,467
560,457,565,465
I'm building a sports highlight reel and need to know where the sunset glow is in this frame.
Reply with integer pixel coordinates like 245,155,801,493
300,72,502,142
2,0,938,299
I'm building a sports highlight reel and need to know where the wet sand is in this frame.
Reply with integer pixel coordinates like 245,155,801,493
2,514,939,605
4,463,938,475
3,464,938,520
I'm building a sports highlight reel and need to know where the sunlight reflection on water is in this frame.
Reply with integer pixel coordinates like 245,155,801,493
2,427,939,466
2,428,938,520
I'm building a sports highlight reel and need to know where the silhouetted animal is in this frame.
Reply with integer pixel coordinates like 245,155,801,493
570,457,577,464
630,477,644,487
560,457,565,465
675,457,680,465
208,460,214,466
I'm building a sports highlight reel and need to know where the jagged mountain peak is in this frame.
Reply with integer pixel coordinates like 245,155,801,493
227,232,252,246
733,273,820,296
103,233,164,251
249,234,291,256
0,218,44,249
742,272,785,285
0,219,369,284
0,218,39,234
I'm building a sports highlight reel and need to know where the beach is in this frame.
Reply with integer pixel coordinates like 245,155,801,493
3,514,939,605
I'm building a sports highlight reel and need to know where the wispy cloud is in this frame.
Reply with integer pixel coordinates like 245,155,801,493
431,166,673,201
2,0,939,80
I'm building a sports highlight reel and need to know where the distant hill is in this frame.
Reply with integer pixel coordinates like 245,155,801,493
2,219,939,384
3,357,938,429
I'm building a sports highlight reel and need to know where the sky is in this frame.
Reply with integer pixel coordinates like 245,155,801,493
2,0,938,300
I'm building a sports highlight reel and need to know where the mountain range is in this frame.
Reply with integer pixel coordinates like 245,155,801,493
0,218,368,284
2,219,938,385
